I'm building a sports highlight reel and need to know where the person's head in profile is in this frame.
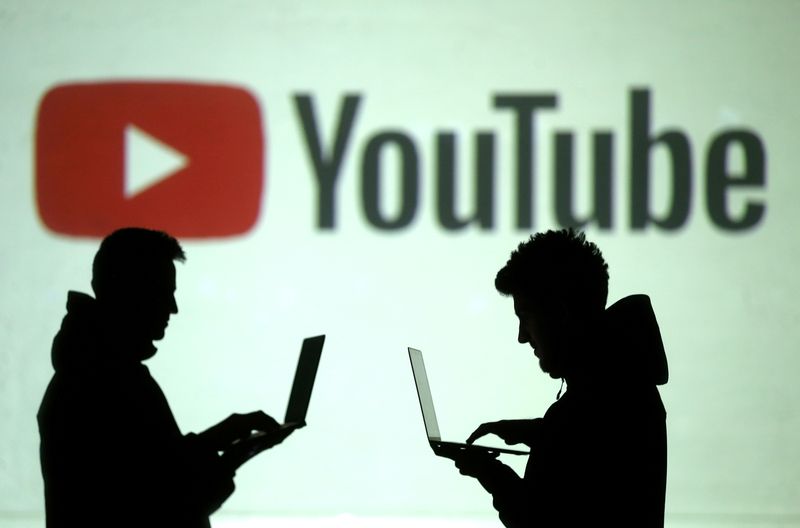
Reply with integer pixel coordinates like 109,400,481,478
91,227,185,352
495,228,609,381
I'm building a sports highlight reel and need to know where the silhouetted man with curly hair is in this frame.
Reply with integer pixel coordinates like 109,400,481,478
439,229,668,527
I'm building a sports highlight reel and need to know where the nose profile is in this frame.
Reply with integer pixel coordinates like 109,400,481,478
518,322,528,344
170,294,178,315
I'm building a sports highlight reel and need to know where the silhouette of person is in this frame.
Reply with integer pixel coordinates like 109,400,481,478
437,229,669,527
37,228,297,528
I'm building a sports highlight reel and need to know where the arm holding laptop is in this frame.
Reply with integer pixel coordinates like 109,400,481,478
198,411,303,471
435,444,532,528
199,411,282,450
433,418,544,527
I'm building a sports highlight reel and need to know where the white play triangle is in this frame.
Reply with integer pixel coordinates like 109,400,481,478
124,124,188,198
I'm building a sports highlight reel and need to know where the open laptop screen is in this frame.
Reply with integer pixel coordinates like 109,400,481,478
409,346,528,456
285,334,325,424
408,347,442,441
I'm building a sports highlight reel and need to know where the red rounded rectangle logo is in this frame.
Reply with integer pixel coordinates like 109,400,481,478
36,81,265,238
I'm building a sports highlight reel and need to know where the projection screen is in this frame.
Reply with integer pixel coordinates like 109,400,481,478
1,1,799,526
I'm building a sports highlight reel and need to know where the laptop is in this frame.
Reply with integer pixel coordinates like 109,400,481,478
234,335,326,461
408,347,528,456
282,334,326,427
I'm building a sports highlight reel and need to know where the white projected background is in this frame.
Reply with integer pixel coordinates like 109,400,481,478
1,2,799,527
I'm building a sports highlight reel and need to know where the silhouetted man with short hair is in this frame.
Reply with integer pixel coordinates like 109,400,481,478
439,229,668,527
38,228,293,527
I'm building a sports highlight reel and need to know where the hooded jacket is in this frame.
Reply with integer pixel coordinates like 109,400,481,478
477,294,668,527
37,292,234,528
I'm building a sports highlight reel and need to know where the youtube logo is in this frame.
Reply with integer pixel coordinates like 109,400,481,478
36,81,264,238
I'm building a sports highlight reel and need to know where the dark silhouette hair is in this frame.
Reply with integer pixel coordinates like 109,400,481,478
91,227,185,301
495,229,609,318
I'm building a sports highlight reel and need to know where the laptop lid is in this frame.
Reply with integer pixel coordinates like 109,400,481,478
408,347,442,442
408,346,529,456
285,334,325,425
226,335,326,465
